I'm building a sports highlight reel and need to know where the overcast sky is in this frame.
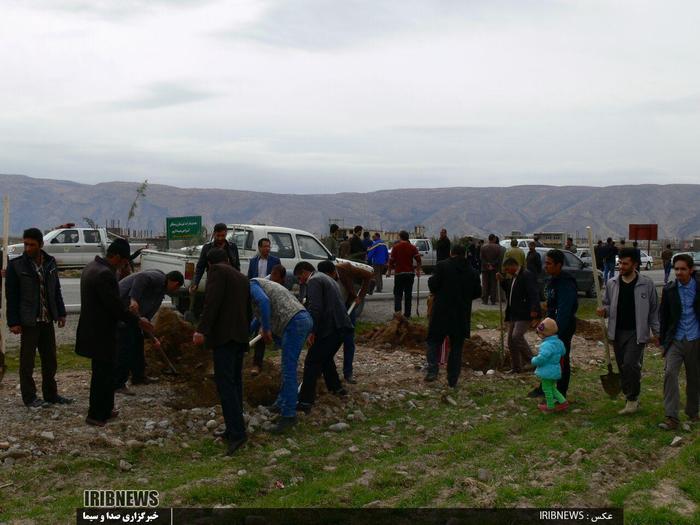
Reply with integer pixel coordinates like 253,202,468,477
1,0,699,193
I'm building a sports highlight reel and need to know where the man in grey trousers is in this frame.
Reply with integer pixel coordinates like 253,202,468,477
597,248,659,415
658,253,700,430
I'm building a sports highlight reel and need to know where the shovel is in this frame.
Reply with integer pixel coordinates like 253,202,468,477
489,280,506,370
416,270,421,317
587,227,621,398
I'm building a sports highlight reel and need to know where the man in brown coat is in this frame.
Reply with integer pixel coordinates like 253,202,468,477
76,239,151,426
193,248,252,456
480,234,503,305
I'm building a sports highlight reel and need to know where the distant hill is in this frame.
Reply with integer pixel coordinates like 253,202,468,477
1,174,699,240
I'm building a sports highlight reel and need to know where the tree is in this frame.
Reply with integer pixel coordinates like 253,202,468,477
125,180,148,234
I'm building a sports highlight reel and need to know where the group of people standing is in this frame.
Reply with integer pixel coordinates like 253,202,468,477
5,228,184,426
6,223,699,457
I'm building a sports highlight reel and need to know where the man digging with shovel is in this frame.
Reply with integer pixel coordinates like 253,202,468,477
597,248,659,415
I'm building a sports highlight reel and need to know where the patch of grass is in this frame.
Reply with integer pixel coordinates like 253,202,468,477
2,344,699,523
2,343,88,371
577,298,598,320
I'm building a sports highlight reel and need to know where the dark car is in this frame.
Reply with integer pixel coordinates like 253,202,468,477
531,247,602,298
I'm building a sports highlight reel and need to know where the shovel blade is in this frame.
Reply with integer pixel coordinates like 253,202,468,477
600,370,622,398
0,352,5,383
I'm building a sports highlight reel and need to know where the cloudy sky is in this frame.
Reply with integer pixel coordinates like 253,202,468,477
1,0,699,193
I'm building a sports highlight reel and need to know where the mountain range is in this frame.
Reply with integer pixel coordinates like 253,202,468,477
1,174,698,240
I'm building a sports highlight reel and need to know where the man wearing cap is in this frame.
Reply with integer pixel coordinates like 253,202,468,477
76,239,153,426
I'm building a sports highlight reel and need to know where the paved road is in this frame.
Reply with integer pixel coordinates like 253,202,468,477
59,268,668,314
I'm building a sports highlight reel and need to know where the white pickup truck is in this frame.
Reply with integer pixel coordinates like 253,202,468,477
140,224,372,315
4,226,150,267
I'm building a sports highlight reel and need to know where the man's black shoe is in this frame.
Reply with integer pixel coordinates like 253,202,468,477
225,436,247,456
296,402,312,414
25,398,44,408
47,395,73,405
344,375,357,385
424,373,438,382
527,387,544,398
269,416,297,434
332,388,348,397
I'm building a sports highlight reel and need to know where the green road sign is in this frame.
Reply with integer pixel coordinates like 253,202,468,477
166,216,202,240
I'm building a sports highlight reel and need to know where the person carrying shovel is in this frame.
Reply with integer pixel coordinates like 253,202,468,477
596,248,659,415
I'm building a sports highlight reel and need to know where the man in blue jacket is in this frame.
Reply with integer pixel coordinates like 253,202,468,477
247,238,281,280
528,249,578,398
366,232,389,293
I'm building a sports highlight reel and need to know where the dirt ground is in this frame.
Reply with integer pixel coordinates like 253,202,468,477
0,324,612,469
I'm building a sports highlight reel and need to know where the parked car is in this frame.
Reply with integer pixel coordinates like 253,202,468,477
4,225,149,268
615,250,654,270
141,223,372,316
531,247,602,298
499,238,535,250
576,248,593,267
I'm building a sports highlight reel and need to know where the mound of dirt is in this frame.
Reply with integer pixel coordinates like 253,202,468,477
359,313,509,371
575,318,607,341
359,312,428,349
146,308,281,409
463,335,510,371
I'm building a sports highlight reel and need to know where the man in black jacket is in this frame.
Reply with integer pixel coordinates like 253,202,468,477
5,228,70,407
193,248,251,455
114,269,184,394
528,249,578,398
658,254,700,430
294,261,352,411
348,225,366,262
76,239,152,426
424,244,481,387
435,228,451,263
499,258,541,373
189,222,240,293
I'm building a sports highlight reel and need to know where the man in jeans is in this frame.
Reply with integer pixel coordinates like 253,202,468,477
661,244,673,285
597,248,659,415
387,230,422,318
5,228,71,407
601,238,618,282
498,258,540,373
249,276,312,433
294,262,353,412
658,254,700,430
366,232,389,293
